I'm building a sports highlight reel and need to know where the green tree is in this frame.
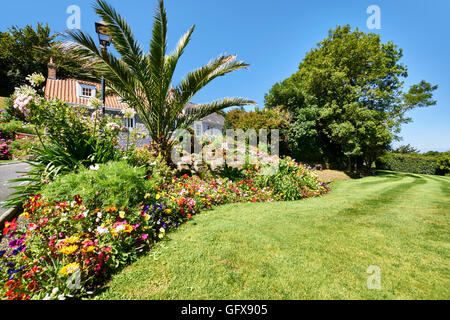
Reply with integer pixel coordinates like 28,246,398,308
0,23,51,96
265,25,437,172
67,0,254,159
393,144,420,154
0,23,98,96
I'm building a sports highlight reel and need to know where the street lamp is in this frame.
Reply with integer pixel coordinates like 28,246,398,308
95,21,112,115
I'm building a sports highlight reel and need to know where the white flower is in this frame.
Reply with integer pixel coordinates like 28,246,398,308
115,225,125,232
96,225,109,235
121,107,136,119
90,109,103,123
106,122,121,131
12,85,38,117
89,164,100,171
26,72,45,87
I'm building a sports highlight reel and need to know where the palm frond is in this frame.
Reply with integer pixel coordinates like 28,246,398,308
176,97,256,127
175,55,249,111
163,25,195,93
93,0,148,83
149,0,169,124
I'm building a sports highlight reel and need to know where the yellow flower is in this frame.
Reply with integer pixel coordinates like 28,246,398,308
59,245,78,255
82,246,96,253
119,211,126,219
164,209,171,214
20,211,30,220
156,194,161,200
144,193,151,199
123,224,133,233
144,214,150,221
63,236,79,244
59,262,80,275
158,233,164,239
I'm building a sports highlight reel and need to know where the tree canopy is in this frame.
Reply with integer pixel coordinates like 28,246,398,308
265,25,437,171
0,23,96,96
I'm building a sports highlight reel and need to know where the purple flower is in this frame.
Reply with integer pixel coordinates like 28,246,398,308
12,245,26,256
8,238,23,248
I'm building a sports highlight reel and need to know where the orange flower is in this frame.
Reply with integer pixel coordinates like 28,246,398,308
105,206,118,213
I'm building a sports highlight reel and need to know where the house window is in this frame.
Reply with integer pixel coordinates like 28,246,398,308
82,87,93,97
77,83,96,98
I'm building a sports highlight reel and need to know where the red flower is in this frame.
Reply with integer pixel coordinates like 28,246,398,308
74,195,83,205
3,218,18,236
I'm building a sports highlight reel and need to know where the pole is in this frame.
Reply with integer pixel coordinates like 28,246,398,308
101,46,107,117
101,75,105,116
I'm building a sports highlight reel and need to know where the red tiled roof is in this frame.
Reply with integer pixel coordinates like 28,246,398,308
45,78,129,110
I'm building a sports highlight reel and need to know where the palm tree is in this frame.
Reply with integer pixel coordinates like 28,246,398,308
67,0,255,158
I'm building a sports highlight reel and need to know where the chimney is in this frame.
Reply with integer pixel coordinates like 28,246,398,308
48,57,57,80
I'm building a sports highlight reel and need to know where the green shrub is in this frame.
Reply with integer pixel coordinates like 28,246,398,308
255,156,327,200
0,120,38,139
376,153,439,175
41,161,158,210
4,100,124,208
126,146,174,184
435,153,450,175
9,135,40,160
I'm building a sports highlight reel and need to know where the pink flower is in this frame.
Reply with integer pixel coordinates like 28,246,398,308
141,234,148,240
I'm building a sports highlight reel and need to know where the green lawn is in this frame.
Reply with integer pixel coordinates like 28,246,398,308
96,171,450,300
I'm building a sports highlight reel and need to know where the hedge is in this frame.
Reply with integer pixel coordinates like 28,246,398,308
376,153,440,175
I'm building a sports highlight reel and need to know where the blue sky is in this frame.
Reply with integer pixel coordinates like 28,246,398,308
1,0,448,152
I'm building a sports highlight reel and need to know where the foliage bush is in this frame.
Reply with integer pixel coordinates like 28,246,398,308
376,153,440,175
437,154,450,175
126,146,174,184
40,161,157,211
255,157,328,201
9,135,40,160
0,120,38,139
4,97,124,208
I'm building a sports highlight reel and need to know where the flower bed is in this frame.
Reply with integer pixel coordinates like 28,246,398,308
1,194,182,300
